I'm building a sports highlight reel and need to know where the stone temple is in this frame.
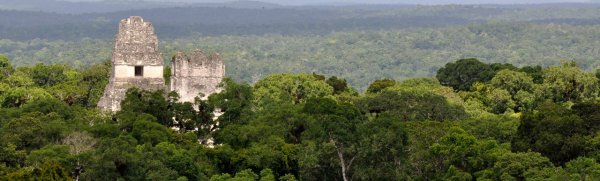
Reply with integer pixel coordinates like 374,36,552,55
98,16,225,111
171,50,225,103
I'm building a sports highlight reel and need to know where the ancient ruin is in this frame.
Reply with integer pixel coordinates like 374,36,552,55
98,16,224,111
171,50,225,103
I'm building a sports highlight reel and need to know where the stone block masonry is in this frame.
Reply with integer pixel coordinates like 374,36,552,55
171,50,225,103
98,16,224,111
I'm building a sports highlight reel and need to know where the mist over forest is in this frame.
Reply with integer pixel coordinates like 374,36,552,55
1,0,596,14
3,1,600,89
61,0,590,5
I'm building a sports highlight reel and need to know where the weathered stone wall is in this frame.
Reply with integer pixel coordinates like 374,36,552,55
98,16,165,112
112,16,162,67
171,50,225,103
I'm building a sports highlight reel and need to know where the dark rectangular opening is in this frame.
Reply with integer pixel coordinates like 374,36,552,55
135,66,143,77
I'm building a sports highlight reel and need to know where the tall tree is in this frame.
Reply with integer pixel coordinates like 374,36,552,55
436,58,496,91
540,62,599,102
0,54,14,81
253,74,333,106
62,131,96,181
209,78,254,128
512,102,592,165
365,79,396,94
302,98,363,181
353,114,408,180
119,88,173,127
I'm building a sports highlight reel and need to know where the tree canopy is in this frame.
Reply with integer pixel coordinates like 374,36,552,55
3,39,600,180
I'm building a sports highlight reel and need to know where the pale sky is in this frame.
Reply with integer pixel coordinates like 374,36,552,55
62,0,592,6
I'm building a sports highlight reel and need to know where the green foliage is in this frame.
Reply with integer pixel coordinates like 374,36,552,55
29,64,71,87
119,88,173,127
78,61,110,107
209,168,282,181
525,157,600,180
520,65,544,84
1,87,52,108
430,126,558,180
130,114,171,145
0,143,26,168
436,58,497,91
430,127,490,174
0,62,108,108
491,69,534,96
1,160,73,181
326,76,349,95
524,166,569,180
209,78,254,127
466,61,600,114
443,166,472,181
21,97,73,119
0,54,14,81
81,135,141,180
2,112,51,151
194,97,216,143
477,151,554,180
10,21,600,91
366,79,397,94
564,157,600,180
253,73,334,106
164,66,172,85
358,82,467,121
302,98,364,175
2,71,34,87
353,114,408,180
26,145,73,171
541,62,599,102
512,102,599,165
3,55,600,180
459,115,519,143
210,169,264,181
300,97,410,180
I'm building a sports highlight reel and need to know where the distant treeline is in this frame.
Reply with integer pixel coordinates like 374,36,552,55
3,4,600,40
0,7,465,40
3,22,600,91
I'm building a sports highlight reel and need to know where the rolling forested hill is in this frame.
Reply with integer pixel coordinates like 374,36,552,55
3,3,600,40
3,4,600,90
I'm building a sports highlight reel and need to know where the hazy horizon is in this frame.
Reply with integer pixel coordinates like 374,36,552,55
59,0,595,6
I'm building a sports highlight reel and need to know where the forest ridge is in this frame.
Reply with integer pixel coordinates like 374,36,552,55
4,4,600,91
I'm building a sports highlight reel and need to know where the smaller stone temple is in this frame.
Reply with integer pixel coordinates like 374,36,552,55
171,50,225,103
98,16,225,111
